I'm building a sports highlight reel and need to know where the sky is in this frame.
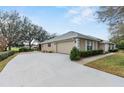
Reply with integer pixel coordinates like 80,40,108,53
0,6,109,40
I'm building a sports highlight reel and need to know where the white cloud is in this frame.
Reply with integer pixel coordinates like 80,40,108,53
81,8,93,17
71,15,82,25
68,9,79,15
66,7,96,25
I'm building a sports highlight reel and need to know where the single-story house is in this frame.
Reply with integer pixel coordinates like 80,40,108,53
40,31,116,54
0,36,7,51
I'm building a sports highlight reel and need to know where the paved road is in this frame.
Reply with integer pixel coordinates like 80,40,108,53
0,52,124,87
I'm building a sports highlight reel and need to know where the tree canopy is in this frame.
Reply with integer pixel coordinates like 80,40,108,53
0,10,55,50
97,6,124,26
97,6,124,49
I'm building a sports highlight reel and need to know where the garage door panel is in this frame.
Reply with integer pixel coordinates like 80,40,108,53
57,41,74,54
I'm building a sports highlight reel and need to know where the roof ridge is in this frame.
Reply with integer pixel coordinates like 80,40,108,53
40,31,103,44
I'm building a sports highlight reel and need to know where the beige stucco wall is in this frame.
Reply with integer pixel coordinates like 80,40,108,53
99,43,110,52
41,42,57,52
80,38,85,50
94,41,100,50
56,39,75,54
99,43,116,53
41,39,75,54
41,38,104,54
80,39,100,51
99,43,105,50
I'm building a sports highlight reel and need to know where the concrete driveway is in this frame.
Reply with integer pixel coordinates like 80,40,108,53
0,52,124,87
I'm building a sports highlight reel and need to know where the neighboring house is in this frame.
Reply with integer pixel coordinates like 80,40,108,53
40,31,116,54
0,36,7,51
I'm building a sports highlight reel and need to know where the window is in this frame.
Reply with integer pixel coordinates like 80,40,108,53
87,41,93,50
48,43,51,47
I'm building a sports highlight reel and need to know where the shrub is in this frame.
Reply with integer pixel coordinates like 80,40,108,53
80,51,88,57
70,47,81,61
70,48,103,61
97,50,103,54
109,49,118,52
19,47,34,52
80,50,103,58
0,51,15,61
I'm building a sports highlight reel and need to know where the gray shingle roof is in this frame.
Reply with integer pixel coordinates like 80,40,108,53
40,31,102,44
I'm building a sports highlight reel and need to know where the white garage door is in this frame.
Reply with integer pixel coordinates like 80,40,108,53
57,41,74,54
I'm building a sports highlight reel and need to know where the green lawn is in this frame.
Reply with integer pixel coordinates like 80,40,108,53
0,53,17,72
85,52,124,77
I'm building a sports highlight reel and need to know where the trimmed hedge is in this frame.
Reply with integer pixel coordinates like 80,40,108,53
109,49,118,52
70,48,104,61
80,50,103,58
19,47,34,52
70,47,81,61
0,51,15,61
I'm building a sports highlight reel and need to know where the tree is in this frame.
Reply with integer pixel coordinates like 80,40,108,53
97,6,124,47
21,17,49,49
35,29,48,42
0,35,7,51
36,29,57,42
97,6,124,26
0,10,22,50
22,20,40,49
109,24,124,43
0,10,54,50
117,40,124,49
48,33,57,40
